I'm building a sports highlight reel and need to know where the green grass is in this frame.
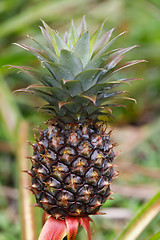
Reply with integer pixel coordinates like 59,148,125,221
0,0,160,239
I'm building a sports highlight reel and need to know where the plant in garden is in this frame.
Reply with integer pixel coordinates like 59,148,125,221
10,17,145,240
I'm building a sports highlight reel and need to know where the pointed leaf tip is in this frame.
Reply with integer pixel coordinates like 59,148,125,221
58,101,68,110
82,95,97,105
77,15,87,36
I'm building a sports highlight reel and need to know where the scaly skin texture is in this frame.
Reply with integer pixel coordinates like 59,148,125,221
29,121,115,219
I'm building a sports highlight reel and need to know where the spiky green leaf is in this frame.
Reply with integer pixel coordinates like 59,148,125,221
111,60,147,75
45,62,74,81
106,45,138,70
12,17,144,123
39,26,55,52
61,80,83,96
90,18,108,56
41,20,69,56
84,82,115,95
73,31,90,67
62,102,81,113
49,87,71,101
95,28,115,53
74,69,102,91
97,90,127,104
77,15,87,36
73,95,92,106
13,43,47,62
9,65,61,88
27,34,59,63
60,49,83,76
85,32,126,70
68,20,79,46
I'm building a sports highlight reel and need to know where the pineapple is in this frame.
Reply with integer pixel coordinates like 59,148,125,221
12,17,144,239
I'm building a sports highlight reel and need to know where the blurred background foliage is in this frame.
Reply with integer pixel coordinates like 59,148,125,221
0,0,160,239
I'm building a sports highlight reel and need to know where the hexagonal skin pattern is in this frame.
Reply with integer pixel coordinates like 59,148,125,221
29,121,115,219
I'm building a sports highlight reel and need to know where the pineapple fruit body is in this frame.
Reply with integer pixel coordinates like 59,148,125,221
31,121,114,219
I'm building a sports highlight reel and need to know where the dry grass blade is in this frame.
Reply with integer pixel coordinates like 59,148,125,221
17,121,36,240
117,191,160,240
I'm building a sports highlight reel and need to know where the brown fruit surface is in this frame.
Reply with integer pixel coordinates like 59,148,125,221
29,121,115,219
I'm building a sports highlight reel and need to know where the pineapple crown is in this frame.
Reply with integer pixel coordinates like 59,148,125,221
11,16,145,123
